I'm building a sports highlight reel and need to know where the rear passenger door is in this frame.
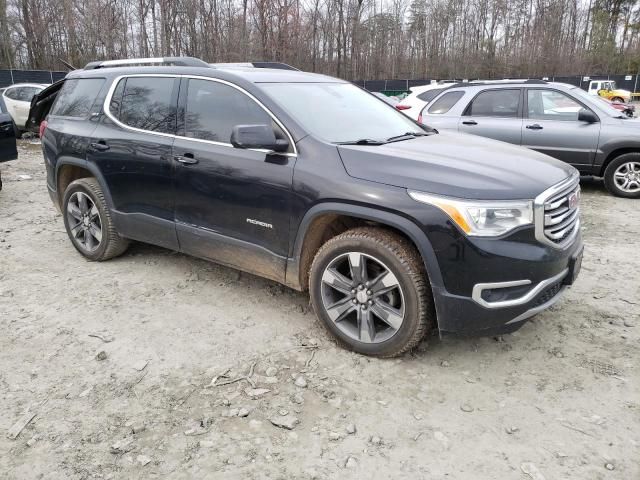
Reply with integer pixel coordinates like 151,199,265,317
89,75,179,250
172,77,296,283
458,89,523,145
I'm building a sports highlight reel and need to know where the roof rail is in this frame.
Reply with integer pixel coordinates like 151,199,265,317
446,79,549,88
83,56,210,70
210,62,299,71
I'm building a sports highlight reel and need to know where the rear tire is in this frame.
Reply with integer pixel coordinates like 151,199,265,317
309,227,434,357
603,153,640,199
611,97,624,103
62,178,129,260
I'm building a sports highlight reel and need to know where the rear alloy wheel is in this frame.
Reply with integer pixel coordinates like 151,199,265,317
62,178,129,260
310,227,434,357
604,153,640,198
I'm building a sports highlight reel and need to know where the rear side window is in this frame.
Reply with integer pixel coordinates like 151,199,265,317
51,79,105,118
184,79,272,143
4,88,22,101
467,89,520,117
417,88,444,103
427,91,464,114
112,77,176,134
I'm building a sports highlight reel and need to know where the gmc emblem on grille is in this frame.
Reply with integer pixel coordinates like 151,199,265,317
568,191,579,209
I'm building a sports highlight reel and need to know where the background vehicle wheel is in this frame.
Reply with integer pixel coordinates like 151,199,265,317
62,177,129,260
603,153,640,198
309,227,434,357
611,97,624,103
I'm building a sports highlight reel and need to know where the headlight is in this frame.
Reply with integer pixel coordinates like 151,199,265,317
408,190,533,237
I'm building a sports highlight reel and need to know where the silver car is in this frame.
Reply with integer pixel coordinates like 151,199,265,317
420,81,640,198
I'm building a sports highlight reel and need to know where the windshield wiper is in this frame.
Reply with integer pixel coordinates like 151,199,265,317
386,131,429,143
337,138,386,146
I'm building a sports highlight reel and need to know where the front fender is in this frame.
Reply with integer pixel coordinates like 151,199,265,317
285,202,446,329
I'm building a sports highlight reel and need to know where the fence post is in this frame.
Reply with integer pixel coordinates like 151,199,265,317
9,69,14,85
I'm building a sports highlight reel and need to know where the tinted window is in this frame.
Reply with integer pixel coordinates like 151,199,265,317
427,91,464,114
468,89,520,117
51,79,105,118
16,87,40,102
185,79,273,143
115,77,176,134
4,88,22,101
527,89,585,122
417,88,444,103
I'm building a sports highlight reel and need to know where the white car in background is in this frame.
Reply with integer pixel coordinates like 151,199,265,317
396,81,457,120
2,83,48,136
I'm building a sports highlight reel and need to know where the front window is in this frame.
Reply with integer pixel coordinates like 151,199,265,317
260,82,424,143
527,89,584,121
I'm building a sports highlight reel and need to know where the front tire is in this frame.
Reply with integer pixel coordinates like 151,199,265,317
309,227,434,357
603,153,640,198
62,178,129,260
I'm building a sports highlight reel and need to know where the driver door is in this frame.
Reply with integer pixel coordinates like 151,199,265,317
172,77,296,282
522,88,600,171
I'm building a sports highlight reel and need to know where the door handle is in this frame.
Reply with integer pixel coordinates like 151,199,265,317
174,153,198,165
462,120,477,125
526,124,543,130
90,141,110,151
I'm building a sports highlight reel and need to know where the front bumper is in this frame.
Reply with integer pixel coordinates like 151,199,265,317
433,234,583,336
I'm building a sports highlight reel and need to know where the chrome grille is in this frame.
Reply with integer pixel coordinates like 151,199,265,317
534,173,580,249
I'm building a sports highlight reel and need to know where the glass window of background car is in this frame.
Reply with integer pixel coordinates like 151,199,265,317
527,89,583,121
16,87,40,102
115,77,175,134
260,82,423,144
468,89,520,117
417,88,444,102
51,79,105,118
4,87,22,101
427,91,464,114
185,79,273,143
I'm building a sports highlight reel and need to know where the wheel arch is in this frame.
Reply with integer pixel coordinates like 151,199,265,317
598,144,640,177
286,203,445,295
55,159,114,210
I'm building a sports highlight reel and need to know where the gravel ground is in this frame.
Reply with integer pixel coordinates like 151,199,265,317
1,140,638,480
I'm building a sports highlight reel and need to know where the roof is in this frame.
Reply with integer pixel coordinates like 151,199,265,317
67,64,341,84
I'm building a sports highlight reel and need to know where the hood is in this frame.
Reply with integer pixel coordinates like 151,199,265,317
337,131,576,200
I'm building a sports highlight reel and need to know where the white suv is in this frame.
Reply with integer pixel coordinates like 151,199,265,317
396,82,456,120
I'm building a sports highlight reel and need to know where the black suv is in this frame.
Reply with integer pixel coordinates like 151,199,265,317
29,57,583,357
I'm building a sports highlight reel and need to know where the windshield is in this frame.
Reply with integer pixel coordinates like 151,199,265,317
569,86,622,118
260,82,425,143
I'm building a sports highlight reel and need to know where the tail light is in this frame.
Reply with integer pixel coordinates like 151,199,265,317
39,119,48,138
417,112,423,124
396,105,411,111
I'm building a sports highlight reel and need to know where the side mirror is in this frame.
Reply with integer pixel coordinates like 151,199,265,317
578,109,598,123
230,124,289,153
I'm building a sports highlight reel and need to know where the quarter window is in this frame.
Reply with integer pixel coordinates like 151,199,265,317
417,88,445,103
51,79,105,118
113,77,176,134
527,89,585,121
467,89,520,117
184,79,273,143
427,91,464,114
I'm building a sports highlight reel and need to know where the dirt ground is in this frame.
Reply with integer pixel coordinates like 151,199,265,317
1,140,638,480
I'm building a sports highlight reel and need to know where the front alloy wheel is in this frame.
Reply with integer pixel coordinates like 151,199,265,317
321,252,405,344
309,227,434,357
604,153,640,198
67,191,103,252
612,161,640,194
